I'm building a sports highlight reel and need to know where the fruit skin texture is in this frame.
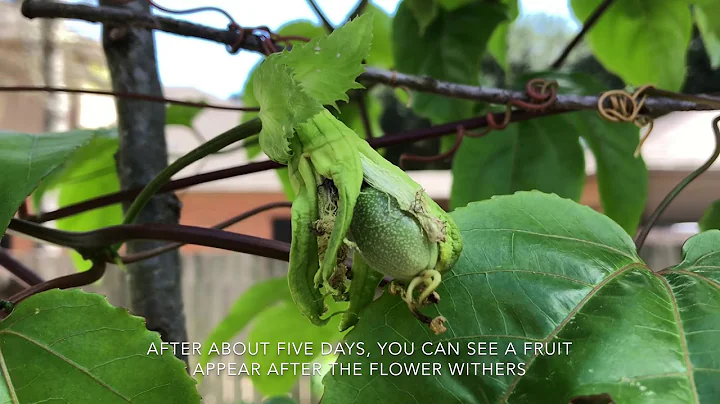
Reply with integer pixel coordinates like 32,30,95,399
349,185,462,282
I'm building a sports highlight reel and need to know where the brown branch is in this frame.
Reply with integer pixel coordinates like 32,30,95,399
0,86,259,112
362,67,720,114
28,161,280,223
17,201,29,219
551,0,615,69
22,0,720,115
121,201,292,264
7,219,290,262
5,260,107,310
21,0,269,54
3,203,292,312
0,249,45,286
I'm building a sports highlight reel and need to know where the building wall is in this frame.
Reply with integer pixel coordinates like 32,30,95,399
177,192,291,252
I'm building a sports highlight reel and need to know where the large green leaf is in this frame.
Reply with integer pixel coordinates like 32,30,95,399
247,300,344,396
660,230,720,402
0,130,95,236
393,1,508,123
0,289,199,403
31,130,113,211
404,0,439,35
694,3,720,69
323,192,720,403
53,133,123,271
570,0,692,91
450,116,586,210
699,200,720,232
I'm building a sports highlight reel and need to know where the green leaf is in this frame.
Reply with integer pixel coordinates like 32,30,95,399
576,113,646,235
53,133,123,271
323,192,720,403
199,277,292,369
660,230,720,402
404,0,439,35
199,278,346,396
254,58,324,163
487,0,519,71
364,3,394,69
166,103,205,128
277,167,296,201
451,72,648,235
450,116,585,210
0,130,95,236
393,1,508,123
437,0,476,11
699,200,720,231
248,300,344,396
310,352,337,399
0,289,199,403
543,72,647,235
695,4,720,69
570,0,692,91
277,13,374,109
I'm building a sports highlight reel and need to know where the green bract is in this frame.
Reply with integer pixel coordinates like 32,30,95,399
252,14,463,332
291,110,463,332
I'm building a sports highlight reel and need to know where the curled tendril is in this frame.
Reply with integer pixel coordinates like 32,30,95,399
385,71,417,108
397,79,558,169
598,85,654,157
465,103,515,139
227,25,279,55
399,125,466,168
510,78,559,111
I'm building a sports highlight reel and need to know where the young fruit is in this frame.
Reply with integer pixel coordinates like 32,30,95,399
349,185,440,281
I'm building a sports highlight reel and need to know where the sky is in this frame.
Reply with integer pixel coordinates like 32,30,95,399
67,0,576,99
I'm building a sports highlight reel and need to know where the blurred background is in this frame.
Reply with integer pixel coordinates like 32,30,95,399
1,0,719,402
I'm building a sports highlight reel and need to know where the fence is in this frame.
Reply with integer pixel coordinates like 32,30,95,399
0,227,691,403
